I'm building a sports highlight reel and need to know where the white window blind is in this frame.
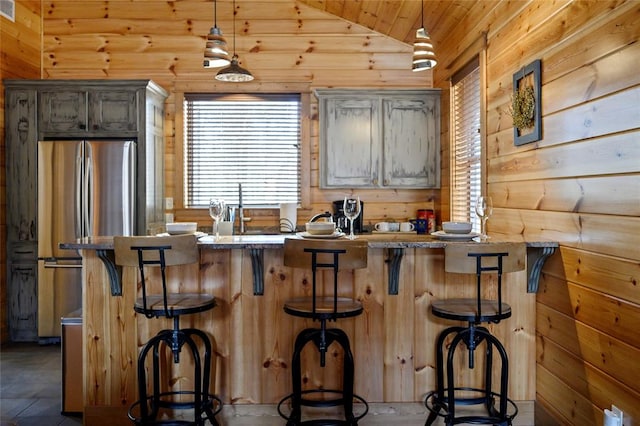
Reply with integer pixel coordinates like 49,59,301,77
451,58,481,231
184,93,301,208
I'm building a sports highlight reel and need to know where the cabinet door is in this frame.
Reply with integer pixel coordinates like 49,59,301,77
382,95,440,187
5,89,38,241
89,90,138,132
8,242,38,342
39,90,88,132
322,98,380,187
9,262,38,342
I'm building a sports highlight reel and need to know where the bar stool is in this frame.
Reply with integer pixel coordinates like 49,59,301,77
277,237,369,426
424,242,526,426
114,234,222,426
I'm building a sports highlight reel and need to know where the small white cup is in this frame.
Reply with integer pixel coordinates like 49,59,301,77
400,222,415,232
218,221,233,236
374,222,390,232
388,222,400,232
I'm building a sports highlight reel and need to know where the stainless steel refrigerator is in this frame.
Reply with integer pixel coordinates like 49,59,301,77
37,140,136,340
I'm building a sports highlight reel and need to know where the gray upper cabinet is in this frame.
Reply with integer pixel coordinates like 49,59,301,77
316,89,440,189
39,89,138,134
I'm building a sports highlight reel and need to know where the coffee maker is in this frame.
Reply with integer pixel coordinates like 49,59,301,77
333,200,364,234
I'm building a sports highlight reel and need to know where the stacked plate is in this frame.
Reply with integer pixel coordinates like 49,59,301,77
431,222,479,241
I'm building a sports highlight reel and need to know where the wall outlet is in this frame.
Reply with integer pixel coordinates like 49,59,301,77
165,197,173,210
165,213,174,224
612,406,623,426
604,405,624,426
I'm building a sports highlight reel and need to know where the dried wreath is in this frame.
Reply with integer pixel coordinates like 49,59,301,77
511,84,536,131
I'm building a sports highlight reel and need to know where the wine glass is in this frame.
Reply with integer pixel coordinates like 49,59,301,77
209,198,226,241
474,196,493,241
343,196,361,240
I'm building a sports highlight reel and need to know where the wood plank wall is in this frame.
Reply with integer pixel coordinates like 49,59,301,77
432,1,640,425
0,1,42,344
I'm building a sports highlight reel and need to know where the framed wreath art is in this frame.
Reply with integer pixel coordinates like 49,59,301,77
511,59,541,145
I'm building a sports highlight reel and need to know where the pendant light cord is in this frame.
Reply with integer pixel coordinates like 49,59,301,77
421,0,424,28
232,0,237,56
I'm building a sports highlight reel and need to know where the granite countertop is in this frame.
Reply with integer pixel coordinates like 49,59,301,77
60,233,558,250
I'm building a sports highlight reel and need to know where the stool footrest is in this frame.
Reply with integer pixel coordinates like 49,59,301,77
424,387,518,426
278,389,369,426
128,391,223,426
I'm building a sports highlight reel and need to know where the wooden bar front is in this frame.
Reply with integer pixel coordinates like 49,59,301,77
80,241,539,425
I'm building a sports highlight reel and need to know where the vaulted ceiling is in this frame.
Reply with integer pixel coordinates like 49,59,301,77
298,0,475,48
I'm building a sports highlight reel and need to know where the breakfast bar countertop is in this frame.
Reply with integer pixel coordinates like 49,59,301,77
60,233,558,250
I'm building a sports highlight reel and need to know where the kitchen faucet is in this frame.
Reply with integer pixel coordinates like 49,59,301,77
309,211,333,223
236,183,252,234
238,183,245,234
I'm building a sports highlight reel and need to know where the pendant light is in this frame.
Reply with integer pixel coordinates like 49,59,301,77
204,0,231,68
412,0,437,71
216,0,254,82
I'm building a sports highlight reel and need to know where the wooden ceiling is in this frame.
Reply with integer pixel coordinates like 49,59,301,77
297,0,475,47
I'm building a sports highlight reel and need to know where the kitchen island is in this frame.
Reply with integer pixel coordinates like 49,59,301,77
62,234,557,425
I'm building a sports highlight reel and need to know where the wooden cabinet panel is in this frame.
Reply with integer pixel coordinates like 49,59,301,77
39,90,88,132
323,97,380,187
382,96,439,187
317,89,440,189
8,242,38,342
39,89,138,134
5,89,38,242
89,90,138,132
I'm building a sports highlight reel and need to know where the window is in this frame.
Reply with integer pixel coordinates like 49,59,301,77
184,93,301,208
450,57,482,231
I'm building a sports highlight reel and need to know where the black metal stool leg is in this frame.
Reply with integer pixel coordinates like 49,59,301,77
129,327,221,426
327,329,356,424
278,326,368,426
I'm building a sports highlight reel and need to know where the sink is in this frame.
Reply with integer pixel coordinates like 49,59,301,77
241,228,284,236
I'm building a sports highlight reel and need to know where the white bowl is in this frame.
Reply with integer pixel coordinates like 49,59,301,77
442,221,472,234
305,221,336,235
166,222,198,235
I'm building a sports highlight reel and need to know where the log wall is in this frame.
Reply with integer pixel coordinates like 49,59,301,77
432,1,640,425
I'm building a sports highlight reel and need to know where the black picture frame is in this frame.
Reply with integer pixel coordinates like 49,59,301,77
512,59,542,146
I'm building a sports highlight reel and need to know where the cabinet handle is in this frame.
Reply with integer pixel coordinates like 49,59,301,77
373,178,378,185
93,124,99,130
79,123,86,130
384,179,389,185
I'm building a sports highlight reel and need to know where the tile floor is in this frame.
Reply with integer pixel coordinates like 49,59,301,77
0,343,82,426
1,343,556,425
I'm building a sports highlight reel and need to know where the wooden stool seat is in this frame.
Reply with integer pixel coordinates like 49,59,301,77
134,293,216,317
431,298,511,323
284,296,363,319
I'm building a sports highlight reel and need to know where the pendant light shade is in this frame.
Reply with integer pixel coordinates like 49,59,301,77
215,55,254,82
216,0,254,82
412,0,437,71
204,0,230,68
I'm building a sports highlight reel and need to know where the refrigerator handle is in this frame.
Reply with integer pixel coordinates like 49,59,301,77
84,145,93,237
75,149,83,239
